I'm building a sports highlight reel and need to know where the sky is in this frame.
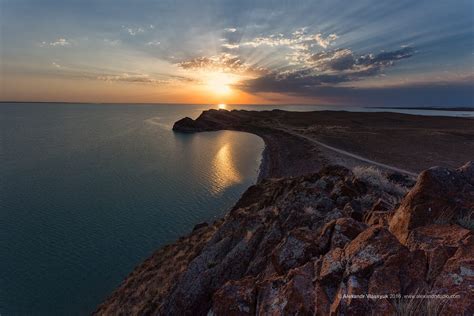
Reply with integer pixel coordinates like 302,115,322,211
0,0,473,106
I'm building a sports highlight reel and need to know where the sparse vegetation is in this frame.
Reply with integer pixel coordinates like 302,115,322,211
392,289,447,316
456,211,474,231
433,206,474,230
352,166,408,197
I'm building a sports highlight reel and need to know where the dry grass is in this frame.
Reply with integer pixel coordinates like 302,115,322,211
352,166,408,197
392,289,446,316
456,211,474,231
433,206,474,231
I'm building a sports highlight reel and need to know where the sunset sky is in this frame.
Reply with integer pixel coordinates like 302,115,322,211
1,0,473,106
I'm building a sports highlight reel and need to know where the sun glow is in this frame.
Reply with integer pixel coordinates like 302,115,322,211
218,103,227,109
205,72,236,95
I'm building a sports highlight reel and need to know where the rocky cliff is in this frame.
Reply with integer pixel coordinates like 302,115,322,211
95,162,474,315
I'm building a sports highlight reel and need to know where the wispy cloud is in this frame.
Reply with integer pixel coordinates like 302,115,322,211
96,72,194,85
221,28,339,53
97,73,161,83
42,38,71,47
221,43,240,49
51,62,62,68
314,33,338,49
290,47,414,71
239,29,338,50
177,53,265,75
240,47,416,94
122,26,145,36
146,41,161,46
224,27,237,33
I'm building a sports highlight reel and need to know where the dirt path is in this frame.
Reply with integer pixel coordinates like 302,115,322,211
278,126,418,177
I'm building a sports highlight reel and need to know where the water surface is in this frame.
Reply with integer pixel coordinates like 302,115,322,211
0,103,264,315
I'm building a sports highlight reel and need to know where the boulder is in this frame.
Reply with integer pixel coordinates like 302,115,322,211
389,161,474,243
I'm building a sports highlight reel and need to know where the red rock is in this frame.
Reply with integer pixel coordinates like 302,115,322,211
281,263,316,315
432,234,474,315
211,277,256,316
404,224,471,251
319,247,344,282
255,275,287,315
389,162,474,243
318,218,367,253
404,224,471,282
364,210,394,226
271,228,319,274
398,249,428,294
330,275,370,315
313,282,331,316
344,226,404,276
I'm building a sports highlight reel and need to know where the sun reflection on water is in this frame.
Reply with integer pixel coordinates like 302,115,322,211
210,143,242,194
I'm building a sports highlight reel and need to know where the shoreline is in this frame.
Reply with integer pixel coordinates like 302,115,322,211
256,142,269,182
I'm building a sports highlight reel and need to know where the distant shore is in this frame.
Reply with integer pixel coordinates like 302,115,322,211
367,106,474,112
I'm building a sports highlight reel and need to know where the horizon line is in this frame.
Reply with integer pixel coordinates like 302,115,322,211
1,100,473,110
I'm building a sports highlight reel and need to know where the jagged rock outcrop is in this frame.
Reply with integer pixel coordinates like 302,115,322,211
389,161,474,243
95,162,473,315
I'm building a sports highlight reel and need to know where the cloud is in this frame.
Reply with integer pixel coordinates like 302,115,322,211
224,27,237,33
309,49,355,70
240,47,416,94
146,41,161,46
240,69,349,94
177,53,265,75
240,29,338,50
45,38,71,47
219,27,339,61
303,47,413,72
222,43,240,49
97,73,164,84
314,33,338,49
51,62,61,68
96,73,194,85
359,47,414,65
123,26,145,36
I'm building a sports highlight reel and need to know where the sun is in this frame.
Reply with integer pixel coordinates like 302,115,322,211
218,103,227,109
205,72,235,95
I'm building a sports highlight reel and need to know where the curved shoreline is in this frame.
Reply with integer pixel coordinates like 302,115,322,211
256,141,269,182
173,109,417,179
172,109,474,175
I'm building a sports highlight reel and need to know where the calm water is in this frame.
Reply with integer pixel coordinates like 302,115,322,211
0,103,472,315
0,103,265,315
